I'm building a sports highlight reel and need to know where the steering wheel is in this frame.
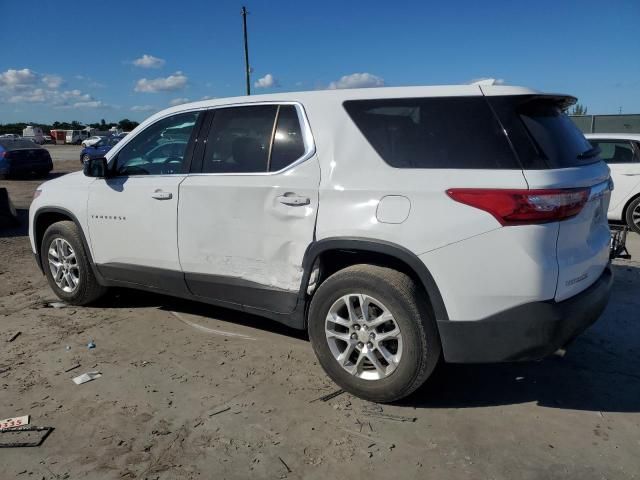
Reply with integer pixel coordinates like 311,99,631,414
161,155,183,174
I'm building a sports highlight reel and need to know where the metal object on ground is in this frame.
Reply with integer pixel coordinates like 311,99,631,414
310,389,345,403
0,426,54,448
610,225,631,260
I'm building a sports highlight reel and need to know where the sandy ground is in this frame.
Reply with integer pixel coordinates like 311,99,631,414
1,146,639,479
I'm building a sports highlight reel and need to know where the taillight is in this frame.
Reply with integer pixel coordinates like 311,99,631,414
446,188,590,226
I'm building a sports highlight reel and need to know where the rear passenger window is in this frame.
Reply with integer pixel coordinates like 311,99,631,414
202,105,277,173
588,140,637,164
269,105,305,171
343,97,519,169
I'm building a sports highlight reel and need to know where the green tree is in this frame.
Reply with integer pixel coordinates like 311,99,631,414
118,118,139,131
570,104,588,115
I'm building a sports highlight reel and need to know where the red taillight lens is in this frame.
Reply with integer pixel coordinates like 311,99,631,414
446,188,590,226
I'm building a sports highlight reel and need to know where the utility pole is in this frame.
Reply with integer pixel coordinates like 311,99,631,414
241,6,251,96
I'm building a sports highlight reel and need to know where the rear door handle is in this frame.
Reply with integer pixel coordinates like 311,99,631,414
277,193,310,206
151,191,173,200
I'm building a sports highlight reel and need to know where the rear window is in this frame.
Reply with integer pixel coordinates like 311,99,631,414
0,139,40,149
343,97,519,169
488,96,598,169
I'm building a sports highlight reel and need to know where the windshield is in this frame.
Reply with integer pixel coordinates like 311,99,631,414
95,136,120,147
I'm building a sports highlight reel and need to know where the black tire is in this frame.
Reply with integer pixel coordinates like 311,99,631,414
625,196,640,234
308,264,441,403
41,220,107,305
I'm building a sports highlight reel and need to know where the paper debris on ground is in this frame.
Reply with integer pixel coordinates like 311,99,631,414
72,371,102,385
0,415,30,430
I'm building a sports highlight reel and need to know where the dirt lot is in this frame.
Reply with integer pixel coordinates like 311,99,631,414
1,145,639,479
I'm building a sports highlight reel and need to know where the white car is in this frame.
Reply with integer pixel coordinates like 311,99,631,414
81,136,104,148
585,133,640,233
29,85,613,402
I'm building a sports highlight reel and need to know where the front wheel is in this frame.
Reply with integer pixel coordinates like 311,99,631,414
308,264,441,403
625,197,640,234
41,221,107,305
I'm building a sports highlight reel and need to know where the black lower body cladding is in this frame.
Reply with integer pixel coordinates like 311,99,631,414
437,265,613,363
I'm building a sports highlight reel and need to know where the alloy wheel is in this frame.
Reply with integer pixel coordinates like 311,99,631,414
47,237,80,293
325,293,403,380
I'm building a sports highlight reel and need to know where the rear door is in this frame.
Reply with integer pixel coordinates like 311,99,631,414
587,139,640,213
177,103,319,313
486,94,611,302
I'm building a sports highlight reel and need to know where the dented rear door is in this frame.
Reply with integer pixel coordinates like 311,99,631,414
177,103,319,313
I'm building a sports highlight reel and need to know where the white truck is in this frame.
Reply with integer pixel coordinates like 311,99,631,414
22,126,44,144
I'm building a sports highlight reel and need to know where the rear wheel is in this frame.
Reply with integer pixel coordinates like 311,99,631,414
625,197,640,234
41,221,107,305
308,264,441,403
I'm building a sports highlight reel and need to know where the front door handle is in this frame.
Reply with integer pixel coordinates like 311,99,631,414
151,191,173,200
277,193,310,206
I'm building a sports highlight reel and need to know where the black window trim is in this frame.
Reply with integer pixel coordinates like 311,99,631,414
107,108,206,179
188,101,316,176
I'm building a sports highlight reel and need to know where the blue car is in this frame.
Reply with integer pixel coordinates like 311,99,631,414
80,135,123,164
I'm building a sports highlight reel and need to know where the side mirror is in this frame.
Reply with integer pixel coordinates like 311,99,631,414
83,157,109,178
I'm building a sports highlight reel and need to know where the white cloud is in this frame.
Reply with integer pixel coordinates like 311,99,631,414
328,73,385,90
133,54,166,69
254,73,278,89
0,68,38,90
135,72,188,93
8,88,46,103
73,100,107,108
42,74,63,89
200,95,214,100
468,77,505,86
169,97,190,106
131,105,156,112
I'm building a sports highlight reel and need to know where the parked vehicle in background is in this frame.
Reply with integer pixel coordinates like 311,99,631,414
42,135,55,144
30,85,613,402
79,135,121,164
81,136,104,148
65,130,89,145
0,134,21,139
0,138,52,179
22,126,44,144
586,133,640,233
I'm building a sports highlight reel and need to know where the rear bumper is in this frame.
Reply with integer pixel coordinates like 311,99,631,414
437,265,613,363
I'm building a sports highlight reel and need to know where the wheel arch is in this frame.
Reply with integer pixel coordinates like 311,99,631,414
299,238,449,327
33,207,99,278
622,191,640,226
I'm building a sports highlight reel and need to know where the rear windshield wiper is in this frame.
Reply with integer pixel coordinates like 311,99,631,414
577,146,601,159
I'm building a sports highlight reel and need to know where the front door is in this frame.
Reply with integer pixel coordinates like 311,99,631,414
178,104,320,313
87,111,202,292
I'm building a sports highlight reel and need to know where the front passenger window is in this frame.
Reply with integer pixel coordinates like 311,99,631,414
115,112,199,176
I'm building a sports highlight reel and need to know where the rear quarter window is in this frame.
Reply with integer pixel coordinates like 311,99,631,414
488,96,599,169
343,97,520,169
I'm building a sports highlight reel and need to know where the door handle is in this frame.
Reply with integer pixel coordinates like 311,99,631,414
277,193,310,206
151,191,173,200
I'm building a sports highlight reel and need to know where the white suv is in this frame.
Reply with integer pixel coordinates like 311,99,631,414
585,133,640,233
29,85,613,402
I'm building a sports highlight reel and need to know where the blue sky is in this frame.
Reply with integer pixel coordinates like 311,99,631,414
1,0,638,124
